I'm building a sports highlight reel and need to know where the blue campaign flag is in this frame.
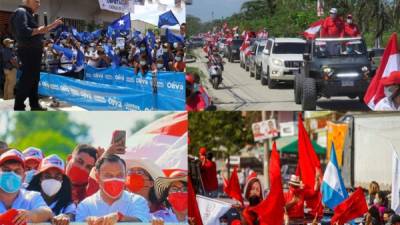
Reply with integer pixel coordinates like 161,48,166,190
71,28,84,42
165,29,184,44
52,44,74,60
146,30,156,49
91,29,102,39
321,143,349,210
75,49,85,67
102,44,120,68
81,32,93,43
158,10,179,28
132,30,143,44
110,14,131,32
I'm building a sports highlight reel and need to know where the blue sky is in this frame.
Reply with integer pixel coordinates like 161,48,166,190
187,0,249,22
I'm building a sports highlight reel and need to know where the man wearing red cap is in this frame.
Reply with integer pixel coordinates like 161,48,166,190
375,71,400,111
0,149,53,225
320,8,345,38
344,14,361,37
199,147,218,197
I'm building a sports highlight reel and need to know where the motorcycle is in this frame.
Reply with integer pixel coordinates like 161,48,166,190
207,55,224,89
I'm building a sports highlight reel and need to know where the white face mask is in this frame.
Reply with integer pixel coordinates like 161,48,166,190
157,63,164,69
163,48,168,52
140,60,146,66
175,56,182,62
173,43,178,48
347,19,352,24
41,179,62,197
9,44,14,48
373,198,380,205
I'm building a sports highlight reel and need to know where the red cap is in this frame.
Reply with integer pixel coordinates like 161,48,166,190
199,147,207,155
23,147,44,163
38,154,65,174
0,149,25,167
382,71,400,86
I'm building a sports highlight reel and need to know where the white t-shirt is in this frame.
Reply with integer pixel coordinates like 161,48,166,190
75,190,150,222
0,189,51,213
375,97,400,111
87,51,99,67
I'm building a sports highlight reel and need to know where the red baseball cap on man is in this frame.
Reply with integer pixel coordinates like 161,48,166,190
382,71,400,86
199,147,207,156
0,149,25,167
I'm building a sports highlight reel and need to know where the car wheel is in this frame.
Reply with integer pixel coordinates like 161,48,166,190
261,69,268,86
301,78,317,110
294,74,303,104
250,67,255,77
255,66,261,80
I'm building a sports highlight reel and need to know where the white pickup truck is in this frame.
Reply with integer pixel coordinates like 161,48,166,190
260,38,306,88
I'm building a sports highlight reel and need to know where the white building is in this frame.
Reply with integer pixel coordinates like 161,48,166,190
0,0,122,36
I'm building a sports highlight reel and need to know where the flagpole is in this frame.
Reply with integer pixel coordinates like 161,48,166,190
262,111,270,189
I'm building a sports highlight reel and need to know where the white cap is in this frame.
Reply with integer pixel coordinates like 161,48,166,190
330,8,338,14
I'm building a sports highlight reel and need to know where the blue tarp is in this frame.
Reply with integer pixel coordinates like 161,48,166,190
38,68,185,111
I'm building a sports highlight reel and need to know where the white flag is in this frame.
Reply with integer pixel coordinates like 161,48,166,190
99,0,132,13
196,195,231,225
392,143,400,214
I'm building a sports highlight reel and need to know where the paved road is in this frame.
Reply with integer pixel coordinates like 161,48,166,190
190,48,370,111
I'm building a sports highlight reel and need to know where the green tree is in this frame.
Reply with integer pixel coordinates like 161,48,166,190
9,112,90,143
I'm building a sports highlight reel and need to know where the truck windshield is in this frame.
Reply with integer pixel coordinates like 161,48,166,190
314,40,367,58
272,43,306,54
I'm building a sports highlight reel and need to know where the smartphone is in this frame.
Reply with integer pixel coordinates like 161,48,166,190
111,130,126,149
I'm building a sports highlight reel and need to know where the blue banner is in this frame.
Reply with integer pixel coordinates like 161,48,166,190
84,66,185,101
38,72,185,111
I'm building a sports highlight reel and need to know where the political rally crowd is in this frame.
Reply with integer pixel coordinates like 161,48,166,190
0,1,186,110
0,140,188,225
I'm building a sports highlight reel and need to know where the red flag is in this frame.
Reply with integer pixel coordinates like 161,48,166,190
297,113,323,217
188,178,204,225
0,209,23,225
303,19,324,40
251,142,285,225
224,167,244,205
364,33,400,109
331,188,368,225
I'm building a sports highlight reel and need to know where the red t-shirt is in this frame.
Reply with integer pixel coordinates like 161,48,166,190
186,93,206,112
344,23,360,37
321,17,345,38
200,159,218,192
284,189,305,219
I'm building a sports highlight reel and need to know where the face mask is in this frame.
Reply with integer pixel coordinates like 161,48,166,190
157,63,164,69
0,171,22,193
140,61,147,66
347,19,353,24
374,198,381,205
175,56,182,62
25,170,37,185
103,178,125,198
126,174,145,193
163,48,168,52
248,195,261,206
41,179,62,197
193,83,199,92
66,165,89,185
168,192,188,212
9,44,14,48
140,47,146,52
173,43,178,48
